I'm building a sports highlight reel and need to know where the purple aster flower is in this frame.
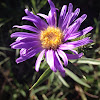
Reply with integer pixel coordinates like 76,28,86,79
10,0,93,76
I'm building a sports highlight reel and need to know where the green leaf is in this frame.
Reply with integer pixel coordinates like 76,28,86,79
38,0,47,11
0,57,10,65
49,72,55,83
0,47,12,51
40,59,47,69
65,68,90,88
57,73,70,88
0,51,7,57
20,90,26,97
31,0,38,14
0,18,12,27
30,86,48,94
67,61,84,78
31,0,47,14
70,58,100,65
80,65,94,73
29,67,52,90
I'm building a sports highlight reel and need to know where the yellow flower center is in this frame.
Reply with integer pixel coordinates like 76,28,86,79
40,27,64,50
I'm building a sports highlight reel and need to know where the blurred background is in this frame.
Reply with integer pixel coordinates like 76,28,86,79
0,0,100,100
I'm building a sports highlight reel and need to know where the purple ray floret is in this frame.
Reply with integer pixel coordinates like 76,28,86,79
11,0,93,76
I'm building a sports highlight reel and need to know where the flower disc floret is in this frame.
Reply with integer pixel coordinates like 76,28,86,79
40,27,64,50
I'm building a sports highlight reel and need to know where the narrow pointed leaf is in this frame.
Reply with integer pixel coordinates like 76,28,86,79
70,58,100,65
67,61,85,78
30,86,48,94
29,67,52,90
65,68,90,88
0,47,12,51
57,73,70,87
38,0,47,11
0,57,10,65
49,72,55,83
31,0,38,14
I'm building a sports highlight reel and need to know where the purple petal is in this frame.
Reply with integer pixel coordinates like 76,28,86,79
37,13,50,24
20,48,26,56
70,8,80,24
64,20,80,41
24,9,48,29
57,49,68,66
54,51,65,73
69,49,78,54
37,13,48,19
13,25,40,33
11,41,41,49
46,49,57,72
48,10,55,26
22,16,36,22
25,9,35,17
22,9,48,30
35,49,45,72
59,37,93,50
10,37,40,49
48,0,55,10
16,37,39,42
68,26,93,40
60,72,66,77
66,53,83,59
61,3,73,31
58,5,67,28
16,57,26,64
11,32,39,38
15,37,24,41
75,14,87,24
62,13,72,31
68,3,73,13
22,16,47,30
22,47,42,57
48,0,57,26
16,47,42,63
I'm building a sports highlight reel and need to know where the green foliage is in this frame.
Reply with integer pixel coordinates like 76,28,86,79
29,67,52,90
31,0,47,14
70,58,100,65
65,68,90,88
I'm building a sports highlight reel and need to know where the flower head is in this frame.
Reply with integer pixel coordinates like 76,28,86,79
11,0,93,76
